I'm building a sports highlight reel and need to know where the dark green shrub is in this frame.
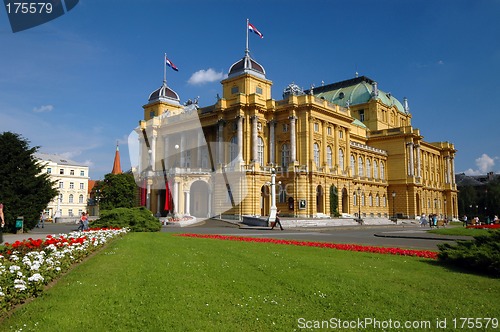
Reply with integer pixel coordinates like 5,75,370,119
437,230,500,277
92,207,161,232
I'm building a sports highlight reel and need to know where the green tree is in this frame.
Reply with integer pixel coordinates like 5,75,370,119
0,132,58,231
96,172,138,210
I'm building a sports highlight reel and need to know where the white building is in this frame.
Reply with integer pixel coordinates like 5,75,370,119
35,153,89,218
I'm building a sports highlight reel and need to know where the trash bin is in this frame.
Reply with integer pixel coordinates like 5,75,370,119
15,216,24,234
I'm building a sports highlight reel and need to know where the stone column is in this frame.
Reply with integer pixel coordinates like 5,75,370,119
197,130,204,168
251,115,258,163
269,120,276,165
173,180,179,215
446,156,451,184
179,133,185,168
322,121,327,169
289,116,297,162
236,115,244,164
416,144,421,178
333,125,339,172
163,136,169,169
345,129,351,176
185,190,191,215
150,133,157,171
451,157,456,185
407,142,414,176
217,120,224,165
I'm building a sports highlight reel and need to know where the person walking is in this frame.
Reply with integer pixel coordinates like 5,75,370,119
0,203,4,244
37,212,47,228
271,210,284,231
78,212,87,231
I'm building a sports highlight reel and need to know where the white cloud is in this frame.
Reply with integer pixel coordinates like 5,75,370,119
188,68,226,85
33,105,54,113
463,153,498,175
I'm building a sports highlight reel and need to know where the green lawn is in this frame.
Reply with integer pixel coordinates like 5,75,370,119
2,233,499,331
428,227,492,236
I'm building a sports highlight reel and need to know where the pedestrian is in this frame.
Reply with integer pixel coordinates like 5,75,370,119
78,212,87,231
37,211,47,228
494,215,499,224
0,202,4,244
271,209,284,231
420,214,427,227
463,215,468,227
83,212,89,230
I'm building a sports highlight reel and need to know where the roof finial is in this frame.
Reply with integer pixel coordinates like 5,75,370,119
403,97,410,113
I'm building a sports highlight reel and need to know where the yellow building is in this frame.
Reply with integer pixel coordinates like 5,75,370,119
137,48,458,221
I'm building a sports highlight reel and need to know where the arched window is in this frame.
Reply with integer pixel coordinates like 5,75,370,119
361,194,365,206
353,191,357,206
376,194,380,206
373,160,379,179
380,162,385,180
69,194,74,203
257,137,264,166
358,156,364,177
366,159,371,178
79,194,84,204
383,195,387,207
350,155,355,176
369,193,373,206
281,143,290,168
326,146,332,168
278,184,286,203
313,143,320,166
339,148,344,171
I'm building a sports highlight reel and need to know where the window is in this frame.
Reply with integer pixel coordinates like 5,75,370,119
47,168,52,174
257,137,264,167
59,194,63,202
256,87,263,95
359,110,365,122
231,86,239,94
327,126,332,135
281,144,290,168
369,194,373,207
339,130,343,139
339,149,344,171
59,181,64,189
183,150,191,168
383,195,387,207
366,159,371,178
80,183,84,190
313,143,320,166
229,136,238,165
79,194,84,204
69,194,74,203
282,123,289,132
353,192,358,206
358,157,364,177
59,169,64,175
373,160,379,179
326,146,332,168
201,147,209,169
376,194,380,206
70,170,75,175
314,123,319,132
80,170,85,176
361,194,365,207
257,122,262,132
278,184,286,203
69,182,74,189
350,155,355,175
380,162,385,180
68,209,73,217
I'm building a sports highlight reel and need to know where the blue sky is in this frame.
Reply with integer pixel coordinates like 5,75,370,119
1,0,499,179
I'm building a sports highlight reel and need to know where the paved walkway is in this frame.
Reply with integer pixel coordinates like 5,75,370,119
2,223,77,244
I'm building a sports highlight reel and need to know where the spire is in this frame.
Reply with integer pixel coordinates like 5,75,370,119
111,143,122,174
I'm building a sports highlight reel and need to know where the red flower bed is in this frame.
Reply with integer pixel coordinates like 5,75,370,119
466,224,500,229
175,233,438,259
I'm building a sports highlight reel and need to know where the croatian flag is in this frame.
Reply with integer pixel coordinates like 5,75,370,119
248,22,264,38
165,56,179,71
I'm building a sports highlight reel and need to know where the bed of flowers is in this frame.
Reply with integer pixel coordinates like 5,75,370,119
466,224,500,229
176,233,438,259
0,228,128,312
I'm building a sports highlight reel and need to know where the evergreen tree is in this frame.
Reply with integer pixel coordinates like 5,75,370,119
96,172,138,210
0,132,58,230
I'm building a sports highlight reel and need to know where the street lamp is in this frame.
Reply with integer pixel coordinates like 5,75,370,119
357,187,363,224
392,191,396,222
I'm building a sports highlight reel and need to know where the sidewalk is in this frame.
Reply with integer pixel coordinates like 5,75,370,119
2,223,77,244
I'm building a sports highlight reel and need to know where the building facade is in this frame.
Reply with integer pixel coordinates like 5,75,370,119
137,49,458,221
35,153,89,218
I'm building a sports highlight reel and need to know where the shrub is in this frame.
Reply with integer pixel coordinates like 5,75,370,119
92,207,161,232
437,230,500,277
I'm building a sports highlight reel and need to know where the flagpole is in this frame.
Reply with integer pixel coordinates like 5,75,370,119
163,53,167,84
245,18,249,55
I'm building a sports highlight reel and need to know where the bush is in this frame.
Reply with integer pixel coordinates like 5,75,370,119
92,207,161,232
437,230,500,277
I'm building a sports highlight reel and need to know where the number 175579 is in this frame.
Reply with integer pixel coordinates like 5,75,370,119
5,2,53,14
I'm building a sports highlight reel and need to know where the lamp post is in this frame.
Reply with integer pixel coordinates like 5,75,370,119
392,191,396,222
357,187,363,224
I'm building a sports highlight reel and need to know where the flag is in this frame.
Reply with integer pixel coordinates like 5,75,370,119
165,56,179,71
164,180,172,212
248,22,264,38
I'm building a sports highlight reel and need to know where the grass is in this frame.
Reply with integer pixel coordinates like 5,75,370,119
2,233,500,331
428,227,492,236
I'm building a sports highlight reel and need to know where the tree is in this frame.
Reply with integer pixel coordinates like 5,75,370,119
0,132,58,231
95,172,138,210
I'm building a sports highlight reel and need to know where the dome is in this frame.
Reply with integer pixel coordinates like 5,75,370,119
228,52,266,79
148,82,180,105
